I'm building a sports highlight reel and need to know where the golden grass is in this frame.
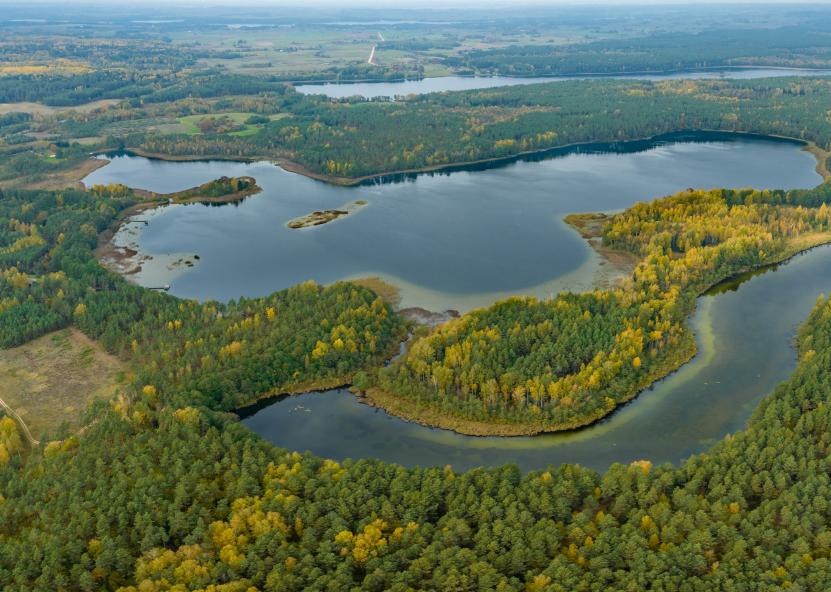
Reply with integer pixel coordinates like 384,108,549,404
348,276,403,308
0,329,128,440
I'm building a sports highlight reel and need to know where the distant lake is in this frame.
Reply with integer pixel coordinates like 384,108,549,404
296,69,831,99
83,132,821,313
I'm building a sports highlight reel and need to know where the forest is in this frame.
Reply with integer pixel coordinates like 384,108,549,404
448,25,831,76
2,185,831,590
5,6,831,590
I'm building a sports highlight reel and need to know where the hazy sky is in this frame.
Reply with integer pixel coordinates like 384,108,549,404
5,0,831,5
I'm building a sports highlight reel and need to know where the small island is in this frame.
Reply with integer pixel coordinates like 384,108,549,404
287,199,367,229
134,175,261,205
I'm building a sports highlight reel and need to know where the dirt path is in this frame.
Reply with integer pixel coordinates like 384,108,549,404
0,396,39,447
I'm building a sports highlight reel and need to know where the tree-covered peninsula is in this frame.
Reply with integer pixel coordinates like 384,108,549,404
362,181,831,434
6,77,831,189
129,78,831,183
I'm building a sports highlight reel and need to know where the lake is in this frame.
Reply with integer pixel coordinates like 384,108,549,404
83,132,821,313
83,132,826,472
296,69,831,99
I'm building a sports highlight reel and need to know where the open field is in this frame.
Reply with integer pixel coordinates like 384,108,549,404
177,112,285,136
175,24,584,77
0,328,128,440
0,99,118,116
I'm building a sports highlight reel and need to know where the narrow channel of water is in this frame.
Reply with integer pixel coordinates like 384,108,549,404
296,69,831,99
241,244,831,472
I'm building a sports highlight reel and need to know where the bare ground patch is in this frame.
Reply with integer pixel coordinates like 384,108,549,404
565,212,640,289
0,157,109,191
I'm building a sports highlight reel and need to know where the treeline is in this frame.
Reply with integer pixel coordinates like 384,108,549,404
447,25,831,76
0,71,295,108
0,72,161,107
0,37,203,71
373,183,831,432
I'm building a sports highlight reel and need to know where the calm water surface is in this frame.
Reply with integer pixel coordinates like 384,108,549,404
296,69,831,99
83,133,826,471
83,133,821,312
241,245,831,472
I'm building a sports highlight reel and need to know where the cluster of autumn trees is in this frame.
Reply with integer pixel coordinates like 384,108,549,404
0,416,23,468
373,182,831,432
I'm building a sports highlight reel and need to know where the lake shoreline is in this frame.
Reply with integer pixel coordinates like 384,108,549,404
293,65,831,88
95,177,262,280
108,130,830,188
349,230,831,437
564,212,639,284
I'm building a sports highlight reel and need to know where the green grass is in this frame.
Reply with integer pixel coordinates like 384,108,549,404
176,112,284,137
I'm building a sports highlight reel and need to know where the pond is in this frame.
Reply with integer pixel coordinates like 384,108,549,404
82,132,821,313
296,69,831,99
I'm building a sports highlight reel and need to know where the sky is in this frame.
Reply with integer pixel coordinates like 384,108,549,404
4,0,831,5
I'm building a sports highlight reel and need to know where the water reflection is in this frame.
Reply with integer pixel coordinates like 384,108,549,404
83,133,821,312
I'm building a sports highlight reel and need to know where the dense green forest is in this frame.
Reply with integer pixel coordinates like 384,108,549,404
3,187,831,590
447,26,831,76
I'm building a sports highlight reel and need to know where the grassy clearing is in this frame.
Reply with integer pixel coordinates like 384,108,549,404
177,112,284,136
0,328,128,440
